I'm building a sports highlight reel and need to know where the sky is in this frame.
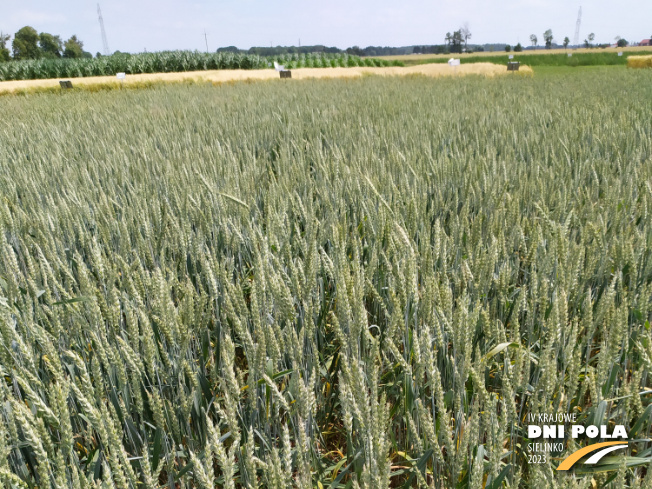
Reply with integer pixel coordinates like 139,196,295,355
2,0,651,55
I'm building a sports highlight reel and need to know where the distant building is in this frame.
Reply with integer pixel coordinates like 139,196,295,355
640,39,651,46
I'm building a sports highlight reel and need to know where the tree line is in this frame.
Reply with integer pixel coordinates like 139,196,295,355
0,26,91,62
4,24,636,65
524,29,629,50
217,25,481,57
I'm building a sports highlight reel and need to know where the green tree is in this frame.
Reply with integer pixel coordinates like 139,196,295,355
530,34,538,47
217,45,240,53
445,32,452,49
563,37,570,49
514,43,523,52
543,29,553,49
63,35,84,58
39,32,63,58
586,32,595,48
505,44,511,52
0,32,10,61
616,38,628,47
345,46,364,56
12,26,40,60
451,30,463,53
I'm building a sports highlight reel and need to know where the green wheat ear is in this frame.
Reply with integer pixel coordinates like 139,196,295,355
0,67,651,488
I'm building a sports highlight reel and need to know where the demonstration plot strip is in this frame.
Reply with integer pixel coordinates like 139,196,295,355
0,62,532,94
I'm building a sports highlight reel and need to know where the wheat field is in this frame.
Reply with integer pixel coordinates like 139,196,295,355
0,69,651,488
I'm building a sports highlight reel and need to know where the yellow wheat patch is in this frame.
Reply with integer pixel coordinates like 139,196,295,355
627,55,652,68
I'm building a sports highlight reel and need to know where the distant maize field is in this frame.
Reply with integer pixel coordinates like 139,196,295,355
0,51,401,82
0,70,651,488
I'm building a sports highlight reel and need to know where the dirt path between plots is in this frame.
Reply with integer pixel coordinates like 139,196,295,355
0,63,532,94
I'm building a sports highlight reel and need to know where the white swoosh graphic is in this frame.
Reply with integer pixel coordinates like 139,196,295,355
584,445,628,464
